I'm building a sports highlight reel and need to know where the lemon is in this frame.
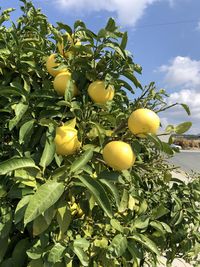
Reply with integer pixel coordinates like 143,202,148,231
103,141,136,170
88,81,114,104
128,108,160,137
54,125,81,156
46,54,67,77
53,71,78,96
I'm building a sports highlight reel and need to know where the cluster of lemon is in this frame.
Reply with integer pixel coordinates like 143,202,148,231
46,33,160,171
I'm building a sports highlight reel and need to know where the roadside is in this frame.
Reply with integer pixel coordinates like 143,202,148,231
168,150,200,173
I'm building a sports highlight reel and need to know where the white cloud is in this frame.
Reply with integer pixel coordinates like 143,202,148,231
168,89,200,119
158,56,200,133
197,21,200,31
54,0,169,26
159,56,200,88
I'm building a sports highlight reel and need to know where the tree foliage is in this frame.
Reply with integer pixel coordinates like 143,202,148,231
0,1,199,266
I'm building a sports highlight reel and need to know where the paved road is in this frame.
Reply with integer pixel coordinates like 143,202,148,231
169,150,200,173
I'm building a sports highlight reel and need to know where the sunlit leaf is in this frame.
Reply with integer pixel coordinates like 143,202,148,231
24,181,64,225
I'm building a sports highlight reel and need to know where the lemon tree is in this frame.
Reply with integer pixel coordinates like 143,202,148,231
0,1,199,266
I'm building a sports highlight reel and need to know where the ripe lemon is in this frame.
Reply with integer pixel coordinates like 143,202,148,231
46,54,67,77
88,81,114,104
128,108,160,137
53,71,78,96
54,126,81,156
103,141,136,171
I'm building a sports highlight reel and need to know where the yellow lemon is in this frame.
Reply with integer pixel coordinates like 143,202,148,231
103,141,136,171
53,71,78,96
54,126,81,156
128,108,160,137
88,81,114,104
46,54,67,77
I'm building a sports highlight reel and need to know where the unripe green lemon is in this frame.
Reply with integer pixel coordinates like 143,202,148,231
128,108,160,137
88,80,114,104
46,54,67,77
53,71,78,96
54,126,81,156
103,141,136,171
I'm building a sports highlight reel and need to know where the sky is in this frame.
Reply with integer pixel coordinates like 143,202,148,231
1,0,200,133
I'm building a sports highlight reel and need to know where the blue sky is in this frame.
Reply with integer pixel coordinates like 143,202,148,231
1,0,200,133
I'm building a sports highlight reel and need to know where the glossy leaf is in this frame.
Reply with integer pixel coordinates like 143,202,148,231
129,233,160,255
175,122,192,134
0,158,38,175
70,148,94,173
24,181,64,225
48,243,66,264
107,234,127,258
77,174,113,218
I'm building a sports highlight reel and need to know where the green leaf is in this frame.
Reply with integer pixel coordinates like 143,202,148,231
73,246,89,266
64,79,75,102
0,206,12,238
131,140,142,155
33,206,55,236
0,237,9,262
151,204,170,220
14,195,31,224
56,202,71,240
138,200,148,215
0,158,38,175
147,134,162,150
24,181,64,225
103,42,126,59
19,119,35,144
175,122,192,134
127,240,142,265
160,222,172,233
98,170,120,181
0,86,26,97
165,124,175,134
48,243,66,264
26,240,43,260
27,259,43,267
107,234,127,258
132,216,149,230
129,233,160,255
74,20,86,30
70,148,94,173
0,258,14,267
120,32,128,50
118,189,129,213
150,221,166,235
123,72,142,89
171,210,184,226
99,179,120,208
110,219,124,233
9,102,28,130
12,238,30,267
117,79,135,94
74,238,90,251
77,174,113,218
105,18,116,32
39,126,56,169
161,142,174,155
181,103,191,115
57,22,72,34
